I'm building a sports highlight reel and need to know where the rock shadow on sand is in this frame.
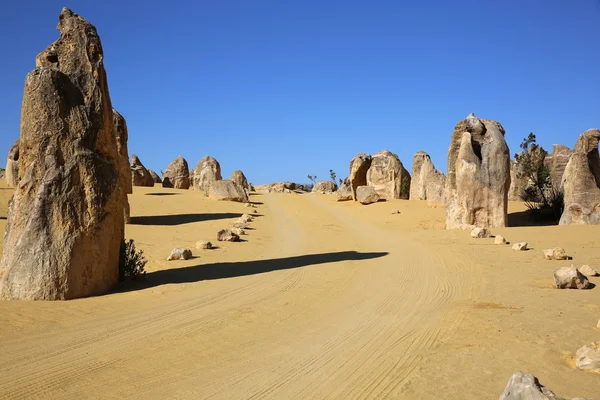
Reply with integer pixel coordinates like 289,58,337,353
120,251,388,291
130,213,244,226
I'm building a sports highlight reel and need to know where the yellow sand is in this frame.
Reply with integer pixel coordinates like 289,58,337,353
0,181,598,399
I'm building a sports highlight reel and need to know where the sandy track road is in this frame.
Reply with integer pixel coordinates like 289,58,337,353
0,191,475,399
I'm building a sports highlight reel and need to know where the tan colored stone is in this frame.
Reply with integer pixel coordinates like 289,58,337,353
312,180,338,193
559,129,600,225
356,186,379,205
231,228,245,236
167,248,192,261
131,154,154,187
553,266,589,289
445,113,510,229
349,153,372,200
575,342,600,373
195,241,213,250
494,235,507,245
579,265,599,277
217,228,240,242
336,177,353,201
208,180,248,203
193,155,222,194
366,150,411,200
5,139,19,187
162,156,190,189
230,170,250,191
410,150,445,204
148,169,162,183
0,8,126,300
543,247,568,260
545,144,572,189
512,242,528,251
470,227,491,238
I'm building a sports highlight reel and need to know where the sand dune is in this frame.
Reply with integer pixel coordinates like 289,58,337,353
0,182,598,399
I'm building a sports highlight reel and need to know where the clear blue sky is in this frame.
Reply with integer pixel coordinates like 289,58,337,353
1,1,599,185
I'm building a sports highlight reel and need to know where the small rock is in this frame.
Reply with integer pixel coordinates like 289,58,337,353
580,265,599,277
245,203,253,207
575,342,600,374
240,214,253,223
167,248,192,261
253,208,259,213
195,241,212,250
217,229,240,242
391,210,401,215
356,186,380,205
543,247,568,260
233,220,246,228
512,242,528,251
597,319,600,329
470,227,491,238
231,228,245,236
498,371,566,400
494,235,507,245
553,266,589,289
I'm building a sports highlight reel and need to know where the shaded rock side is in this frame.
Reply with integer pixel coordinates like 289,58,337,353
208,180,248,202
0,8,126,300
559,129,600,225
130,154,154,187
410,150,446,204
194,155,222,195
366,150,411,200
5,139,19,187
113,109,132,195
148,169,162,183
445,113,511,229
230,170,250,191
162,155,190,189
349,153,372,201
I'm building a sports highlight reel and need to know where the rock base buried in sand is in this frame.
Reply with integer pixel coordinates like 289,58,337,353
167,248,193,261
356,186,379,205
470,227,491,238
217,229,240,242
512,242,528,251
498,371,567,400
576,342,600,374
494,235,507,245
543,247,568,260
195,241,212,250
553,266,589,289
579,265,599,277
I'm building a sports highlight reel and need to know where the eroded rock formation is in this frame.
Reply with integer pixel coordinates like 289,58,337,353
545,144,572,189
194,156,222,194
230,170,249,191
366,150,411,200
312,180,338,193
130,154,154,187
208,180,248,202
349,153,372,201
0,8,126,300
148,169,162,183
559,129,600,225
445,113,511,229
162,156,190,189
410,150,445,204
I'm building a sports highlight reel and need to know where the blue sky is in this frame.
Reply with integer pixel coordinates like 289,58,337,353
1,1,598,185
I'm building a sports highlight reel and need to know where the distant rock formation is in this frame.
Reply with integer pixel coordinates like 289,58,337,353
366,150,411,200
112,109,131,223
208,180,248,202
0,8,126,300
255,182,296,193
162,156,190,189
312,180,338,193
5,139,19,187
130,154,154,187
410,150,445,205
545,144,572,189
559,129,600,225
336,177,353,201
194,155,222,194
148,169,162,183
230,170,250,191
349,153,372,200
508,160,525,201
445,113,511,229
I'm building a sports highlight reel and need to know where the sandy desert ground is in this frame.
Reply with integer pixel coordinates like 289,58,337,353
0,180,598,399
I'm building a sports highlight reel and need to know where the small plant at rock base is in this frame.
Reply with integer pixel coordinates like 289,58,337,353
119,239,147,281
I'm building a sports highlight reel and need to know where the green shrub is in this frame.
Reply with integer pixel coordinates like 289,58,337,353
524,187,564,223
119,239,147,281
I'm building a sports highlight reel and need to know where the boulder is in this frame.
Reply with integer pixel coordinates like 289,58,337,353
167,248,192,261
498,371,571,400
470,227,491,238
208,180,248,202
366,150,411,200
0,8,126,300
349,153,372,200
5,139,19,187
230,170,250,191
445,113,511,229
231,228,245,236
356,186,379,205
512,242,528,251
217,228,240,242
193,155,222,194
543,247,568,260
575,342,600,374
312,180,338,193
559,129,600,225
337,177,353,201
131,154,154,187
553,266,590,289
162,156,190,189
545,144,573,190
579,265,599,277
410,150,446,204
195,240,213,250
494,235,507,245
148,169,162,183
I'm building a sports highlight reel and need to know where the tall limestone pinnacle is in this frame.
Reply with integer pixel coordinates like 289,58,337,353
0,8,126,300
